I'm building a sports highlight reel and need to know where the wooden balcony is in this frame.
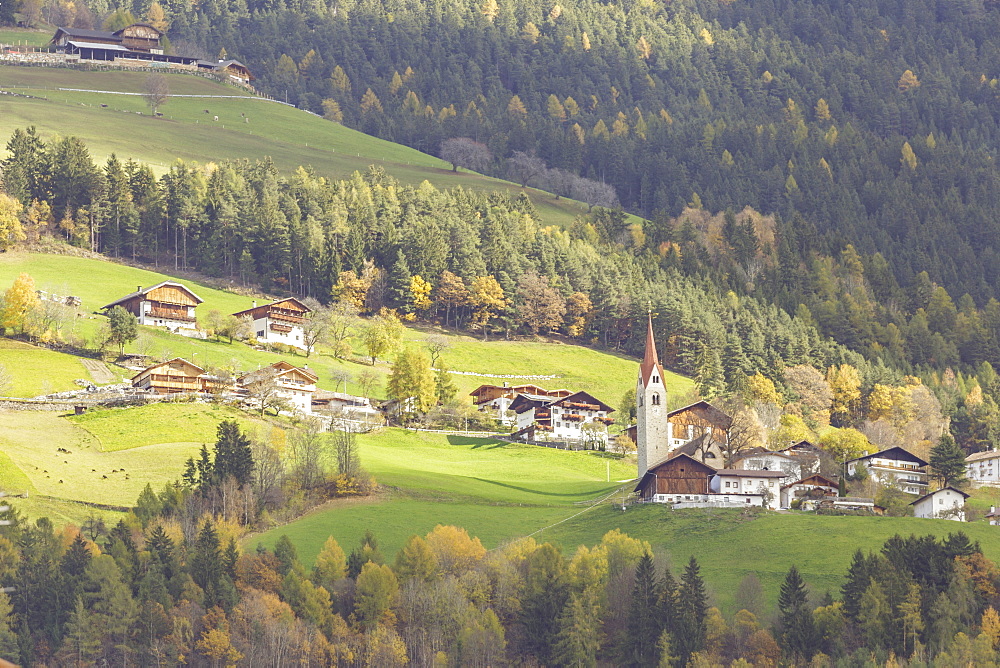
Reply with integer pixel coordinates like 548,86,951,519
269,323,293,333
147,307,196,323
269,310,306,324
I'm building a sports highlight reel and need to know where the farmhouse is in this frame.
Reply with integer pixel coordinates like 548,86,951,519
132,358,217,394
777,440,825,476
733,447,802,481
667,400,732,450
780,474,839,509
238,361,317,414
103,282,202,333
911,487,969,522
232,298,312,350
312,390,381,421
846,446,929,495
966,449,1000,486
710,469,785,509
470,383,571,425
634,453,771,508
510,390,614,443
46,24,253,80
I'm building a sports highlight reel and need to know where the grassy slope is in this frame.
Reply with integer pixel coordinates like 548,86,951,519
0,29,50,47
0,66,585,227
250,428,633,563
0,402,270,524
0,252,690,403
0,338,90,395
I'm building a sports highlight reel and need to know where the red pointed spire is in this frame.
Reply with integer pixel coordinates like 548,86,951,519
639,313,664,387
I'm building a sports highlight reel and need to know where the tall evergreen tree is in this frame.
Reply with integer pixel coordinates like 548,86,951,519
929,434,968,489
625,553,661,667
675,557,707,665
776,565,817,661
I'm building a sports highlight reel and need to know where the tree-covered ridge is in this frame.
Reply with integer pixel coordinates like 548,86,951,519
140,0,1000,306
3,127,1000,452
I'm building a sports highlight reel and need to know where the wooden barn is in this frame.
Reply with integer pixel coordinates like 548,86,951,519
103,281,202,332
132,358,214,394
634,453,716,501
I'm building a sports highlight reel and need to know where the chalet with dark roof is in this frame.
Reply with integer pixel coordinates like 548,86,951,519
510,390,614,443
132,358,218,394
470,383,571,425
846,446,929,495
103,281,202,332
634,453,715,500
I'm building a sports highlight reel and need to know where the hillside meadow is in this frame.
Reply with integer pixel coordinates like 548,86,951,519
0,252,689,403
0,65,589,227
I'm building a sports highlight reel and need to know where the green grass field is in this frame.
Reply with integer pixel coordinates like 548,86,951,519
0,252,687,404
0,29,50,47
67,401,260,451
250,428,633,563
0,338,91,395
0,66,587,227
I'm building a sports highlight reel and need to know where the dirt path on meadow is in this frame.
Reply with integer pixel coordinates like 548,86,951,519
80,359,114,384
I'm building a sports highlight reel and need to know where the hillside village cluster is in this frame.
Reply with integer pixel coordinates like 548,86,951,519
47,280,996,523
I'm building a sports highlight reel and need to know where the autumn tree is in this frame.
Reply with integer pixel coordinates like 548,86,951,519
507,151,547,188
439,137,492,173
387,347,436,418
2,273,39,335
435,271,468,328
0,194,25,251
468,275,506,340
516,272,566,334
143,74,170,115
354,562,398,631
362,308,403,365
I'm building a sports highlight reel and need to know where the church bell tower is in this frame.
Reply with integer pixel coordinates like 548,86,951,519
636,313,669,478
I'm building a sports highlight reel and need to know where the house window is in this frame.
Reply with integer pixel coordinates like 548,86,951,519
639,395,643,407
652,393,660,406
746,498,751,503
653,375,659,384
725,481,731,488
769,481,774,487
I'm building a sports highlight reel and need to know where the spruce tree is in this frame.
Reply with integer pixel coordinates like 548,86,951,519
212,420,254,487
929,434,968,489
777,565,817,661
675,557,707,664
841,549,872,621
387,250,413,314
626,553,661,666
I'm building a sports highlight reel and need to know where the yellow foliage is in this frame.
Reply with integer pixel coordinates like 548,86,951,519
425,525,486,575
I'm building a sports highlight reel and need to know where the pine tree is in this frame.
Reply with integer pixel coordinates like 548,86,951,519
212,420,255,487
387,250,414,314
929,434,967,489
553,587,602,667
625,553,661,666
675,557,707,664
777,565,816,660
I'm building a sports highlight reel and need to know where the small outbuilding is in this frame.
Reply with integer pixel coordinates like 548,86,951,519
910,487,969,522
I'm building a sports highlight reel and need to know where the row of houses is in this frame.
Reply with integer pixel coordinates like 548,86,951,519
131,357,379,420
102,282,311,350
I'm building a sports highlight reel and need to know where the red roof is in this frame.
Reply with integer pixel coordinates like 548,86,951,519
639,314,665,388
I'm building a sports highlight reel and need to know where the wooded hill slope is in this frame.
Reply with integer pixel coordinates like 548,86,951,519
154,0,1000,364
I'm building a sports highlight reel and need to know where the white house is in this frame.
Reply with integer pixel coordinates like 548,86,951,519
232,298,312,350
103,281,202,333
238,361,318,414
910,487,969,521
780,474,839,509
312,390,382,423
510,390,614,444
846,446,929,495
710,469,785,509
733,448,803,481
966,449,1000,486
